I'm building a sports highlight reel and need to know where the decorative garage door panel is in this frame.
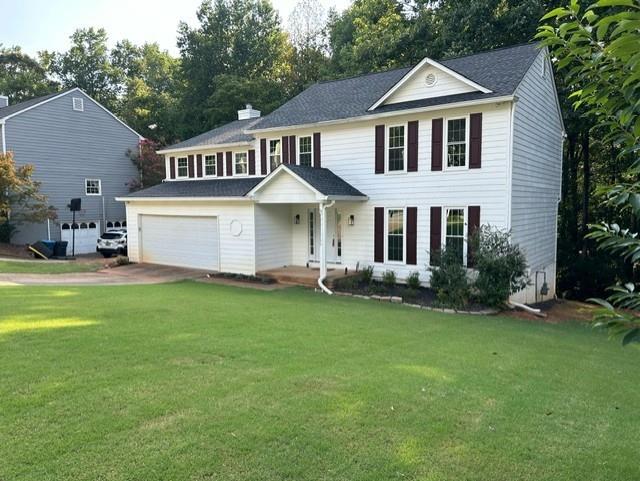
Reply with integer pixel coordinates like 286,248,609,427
61,222,100,255
140,215,219,271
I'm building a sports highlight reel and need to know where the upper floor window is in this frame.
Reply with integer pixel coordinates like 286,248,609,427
177,157,188,178
235,152,248,175
445,207,465,264
85,179,101,196
204,154,216,176
446,118,467,168
387,208,404,262
299,136,312,167
269,139,281,171
388,125,405,172
72,97,84,111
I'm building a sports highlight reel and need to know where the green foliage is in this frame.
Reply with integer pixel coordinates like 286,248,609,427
126,139,165,191
406,270,421,290
0,222,17,244
471,226,529,308
382,269,396,288
429,247,470,309
361,265,374,284
0,46,58,103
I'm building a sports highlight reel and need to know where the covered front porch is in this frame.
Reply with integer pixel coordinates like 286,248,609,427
247,164,368,292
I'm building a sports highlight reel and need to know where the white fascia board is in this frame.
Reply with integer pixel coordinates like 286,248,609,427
245,95,514,135
326,195,369,201
368,57,493,111
116,196,253,202
157,141,252,155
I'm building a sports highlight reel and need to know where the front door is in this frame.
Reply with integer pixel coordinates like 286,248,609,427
307,207,342,263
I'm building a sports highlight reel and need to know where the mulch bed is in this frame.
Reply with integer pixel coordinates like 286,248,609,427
208,272,276,285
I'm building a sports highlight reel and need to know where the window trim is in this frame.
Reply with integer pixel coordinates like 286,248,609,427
268,138,282,173
441,206,468,266
176,156,189,178
203,154,217,178
72,97,84,112
385,207,406,264
234,151,249,176
85,178,102,196
443,115,470,171
385,123,408,174
298,135,313,167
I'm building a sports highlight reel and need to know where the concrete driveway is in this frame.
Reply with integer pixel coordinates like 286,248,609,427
0,263,209,286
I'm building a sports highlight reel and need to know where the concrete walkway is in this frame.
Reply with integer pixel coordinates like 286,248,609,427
0,263,209,286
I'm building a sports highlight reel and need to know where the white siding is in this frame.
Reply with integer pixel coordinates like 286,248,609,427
511,51,563,302
125,200,255,275
255,172,319,203
384,65,477,105
255,204,292,270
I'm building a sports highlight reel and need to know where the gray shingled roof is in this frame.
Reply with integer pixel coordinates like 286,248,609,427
249,43,540,130
282,165,366,197
0,90,68,120
125,178,262,198
163,118,260,150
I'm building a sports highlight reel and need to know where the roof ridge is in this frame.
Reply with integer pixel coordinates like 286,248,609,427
315,65,412,86
439,41,540,62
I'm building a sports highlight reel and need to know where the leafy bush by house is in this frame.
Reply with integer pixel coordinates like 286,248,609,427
429,247,470,309
406,271,421,290
361,265,374,284
471,225,528,308
382,270,396,288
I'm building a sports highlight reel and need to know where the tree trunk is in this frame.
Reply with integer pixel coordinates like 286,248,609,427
567,134,579,249
581,129,590,255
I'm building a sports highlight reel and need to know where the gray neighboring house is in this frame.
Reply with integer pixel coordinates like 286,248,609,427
0,88,142,252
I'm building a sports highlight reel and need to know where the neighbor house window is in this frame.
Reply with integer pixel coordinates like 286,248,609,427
269,139,281,171
204,155,216,176
445,208,465,264
446,118,467,168
85,179,101,195
387,125,405,172
72,97,84,111
177,157,188,177
387,208,404,262
299,136,312,167
234,152,248,175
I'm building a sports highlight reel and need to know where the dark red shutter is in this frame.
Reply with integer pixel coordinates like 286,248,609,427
196,154,203,177
374,207,384,263
282,136,289,164
226,151,233,176
248,149,256,175
430,206,442,266
289,135,296,165
188,155,195,178
216,152,224,177
431,118,443,171
470,113,482,169
313,132,321,168
169,156,176,179
467,205,481,267
408,120,418,172
260,139,267,174
375,125,385,174
406,207,417,265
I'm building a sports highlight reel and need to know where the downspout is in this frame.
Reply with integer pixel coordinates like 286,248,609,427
318,199,335,294
1,122,6,154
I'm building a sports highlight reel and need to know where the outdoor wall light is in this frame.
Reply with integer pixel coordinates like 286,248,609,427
294,214,300,225
348,214,355,226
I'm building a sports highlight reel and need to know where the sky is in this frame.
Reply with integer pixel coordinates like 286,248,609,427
1,0,351,57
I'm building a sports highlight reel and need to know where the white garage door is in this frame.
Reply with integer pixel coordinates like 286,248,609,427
61,221,100,255
140,215,219,271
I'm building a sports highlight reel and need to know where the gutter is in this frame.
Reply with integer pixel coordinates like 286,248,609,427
1,121,6,154
115,196,253,202
157,141,252,155
246,95,515,135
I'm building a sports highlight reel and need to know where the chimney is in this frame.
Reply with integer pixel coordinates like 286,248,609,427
0,95,8,109
237,103,261,120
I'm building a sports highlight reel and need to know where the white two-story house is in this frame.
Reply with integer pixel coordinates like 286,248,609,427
118,43,563,303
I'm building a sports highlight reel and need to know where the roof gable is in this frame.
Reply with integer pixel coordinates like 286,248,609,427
369,58,491,111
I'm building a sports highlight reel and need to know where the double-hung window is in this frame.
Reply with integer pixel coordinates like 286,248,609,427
177,157,188,177
204,155,216,176
299,136,312,166
85,179,101,195
387,208,404,262
269,139,281,171
234,152,248,175
446,118,467,168
445,207,465,264
387,125,405,172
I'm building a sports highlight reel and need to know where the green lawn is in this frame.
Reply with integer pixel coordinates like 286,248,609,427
0,259,103,274
1,282,638,481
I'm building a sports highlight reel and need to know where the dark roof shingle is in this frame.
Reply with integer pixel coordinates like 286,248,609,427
283,165,366,197
125,178,262,198
163,118,260,150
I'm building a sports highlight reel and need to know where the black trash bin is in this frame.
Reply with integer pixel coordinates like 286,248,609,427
53,241,68,257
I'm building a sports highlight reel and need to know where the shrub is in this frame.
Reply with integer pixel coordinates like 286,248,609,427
115,255,131,266
382,270,396,288
0,222,17,243
406,271,421,290
361,265,374,285
429,247,470,309
471,225,528,308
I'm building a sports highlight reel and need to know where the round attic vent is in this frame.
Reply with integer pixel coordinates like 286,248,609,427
425,72,437,87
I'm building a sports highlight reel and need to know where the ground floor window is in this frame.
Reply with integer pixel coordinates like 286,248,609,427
387,208,404,262
445,207,465,263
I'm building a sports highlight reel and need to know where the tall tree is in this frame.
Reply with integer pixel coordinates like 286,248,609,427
0,46,58,103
